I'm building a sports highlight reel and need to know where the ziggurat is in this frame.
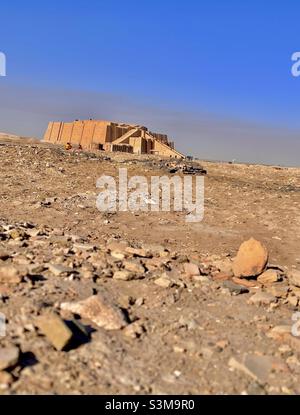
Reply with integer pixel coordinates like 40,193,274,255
43,120,184,158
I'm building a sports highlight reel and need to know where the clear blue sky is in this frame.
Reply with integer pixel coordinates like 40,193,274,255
0,0,299,165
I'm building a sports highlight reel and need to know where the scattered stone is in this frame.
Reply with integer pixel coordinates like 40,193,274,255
73,243,95,251
222,280,249,295
173,345,186,353
183,262,200,277
47,263,74,277
113,270,133,281
0,251,9,261
123,260,145,274
123,321,146,338
232,238,268,278
110,251,125,260
0,371,14,388
213,258,233,276
107,240,129,253
125,247,151,258
0,346,20,370
248,291,276,306
291,286,300,298
287,294,298,307
266,285,289,299
212,272,231,282
267,325,291,341
154,276,172,288
193,275,210,284
36,313,75,351
286,335,300,355
288,270,300,288
215,339,229,351
80,270,94,279
135,297,144,307
8,229,27,240
257,269,280,284
232,277,258,288
61,294,128,330
0,265,24,284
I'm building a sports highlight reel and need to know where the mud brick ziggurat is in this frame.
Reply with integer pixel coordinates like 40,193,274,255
44,119,185,158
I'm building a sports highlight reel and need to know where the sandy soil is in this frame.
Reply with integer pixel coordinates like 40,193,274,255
0,138,300,395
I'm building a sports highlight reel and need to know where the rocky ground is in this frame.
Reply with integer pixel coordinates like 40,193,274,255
0,138,300,395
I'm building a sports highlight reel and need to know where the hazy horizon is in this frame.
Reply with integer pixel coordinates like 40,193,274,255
0,1,299,166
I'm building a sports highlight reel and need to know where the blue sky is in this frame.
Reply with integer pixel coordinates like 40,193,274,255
0,0,299,165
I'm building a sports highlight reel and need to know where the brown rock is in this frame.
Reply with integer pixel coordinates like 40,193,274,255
123,260,145,274
287,294,298,307
36,313,74,351
125,247,151,258
232,277,258,288
0,346,20,370
266,285,289,298
0,265,24,284
288,270,300,288
213,258,233,276
113,270,133,281
257,269,280,284
183,262,200,277
47,263,73,277
61,294,128,330
232,238,268,278
267,325,291,341
0,371,13,387
223,280,249,295
154,276,172,288
123,321,146,338
248,290,276,306
107,240,129,253
212,272,231,282
291,286,300,298
110,251,125,260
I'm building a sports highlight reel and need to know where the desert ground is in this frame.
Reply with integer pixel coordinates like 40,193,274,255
0,136,300,395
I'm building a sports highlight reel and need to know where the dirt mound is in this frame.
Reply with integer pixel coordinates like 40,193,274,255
0,132,40,144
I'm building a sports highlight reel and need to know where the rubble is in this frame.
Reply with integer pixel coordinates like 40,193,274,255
183,262,200,277
113,270,134,281
0,139,299,394
60,294,128,330
288,270,300,287
167,160,207,175
0,346,20,371
0,265,25,284
248,291,276,306
0,371,14,388
154,276,172,288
